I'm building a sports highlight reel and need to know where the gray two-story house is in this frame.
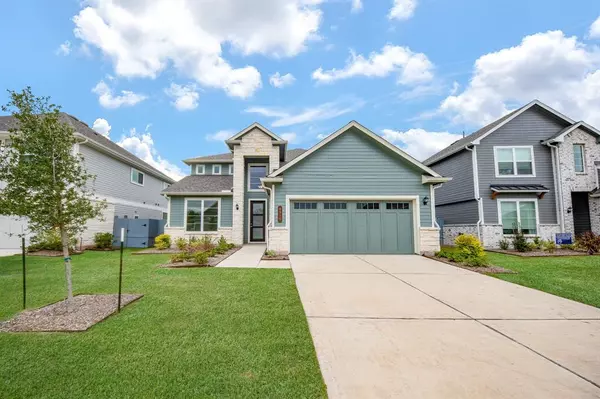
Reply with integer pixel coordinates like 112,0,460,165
0,114,175,254
425,100,600,248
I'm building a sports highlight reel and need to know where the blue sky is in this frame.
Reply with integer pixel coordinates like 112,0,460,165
1,0,599,180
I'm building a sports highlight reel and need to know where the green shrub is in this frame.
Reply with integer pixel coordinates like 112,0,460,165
455,234,485,259
532,236,542,250
28,228,77,252
217,235,228,248
511,229,530,252
575,232,600,255
175,237,188,251
170,252,191,263
199,235,215,251
436,249,467,264
265,249,276,257
193,251,209,265
499,239,510,250
542,240,556,253
154,234,171,250
94,232,113,249
560,243,575,250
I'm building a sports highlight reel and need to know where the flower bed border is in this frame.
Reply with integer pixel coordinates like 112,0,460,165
486,248,591,257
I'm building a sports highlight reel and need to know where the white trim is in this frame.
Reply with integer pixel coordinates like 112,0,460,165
196,164,205,175
269,121,441,178
164,192,233,196
573,143,586,174
284,195,421,254
130,167,145,186
167,197,171,227
184,197,222,233
493,146,536,178
227,122,284,142
185,159,234,164
497,198,540,236
247,199,267,243
430,184,436,228
228,164,234,175
247,163,268,192
212,164,222,175
421,176,451,184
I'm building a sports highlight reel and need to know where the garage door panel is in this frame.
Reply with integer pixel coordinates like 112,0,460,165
367,213,383,253
291,211,306,253
382,212,399,253
319,212,336,253
305,212,320,253
353,212,369,253
334,213,350,253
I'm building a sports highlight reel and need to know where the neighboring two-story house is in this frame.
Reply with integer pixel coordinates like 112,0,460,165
0,114,175,254
163,121,449,254
425,100,600,248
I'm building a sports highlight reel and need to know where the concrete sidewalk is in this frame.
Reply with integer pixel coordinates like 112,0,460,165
217,244,290,268
291,254,600,399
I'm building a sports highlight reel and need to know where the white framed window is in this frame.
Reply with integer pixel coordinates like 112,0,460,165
131,168,145,186
228,164,234,175
185,198,220,232
573,144,585,173
494,146,535,177
196,164,205,175
498,199,538,235
212,164,222,175
248,163,268,191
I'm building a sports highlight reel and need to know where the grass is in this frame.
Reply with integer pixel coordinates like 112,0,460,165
486,252,600,308
0,250,326,398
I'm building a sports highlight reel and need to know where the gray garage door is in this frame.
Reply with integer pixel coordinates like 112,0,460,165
290,201,414,254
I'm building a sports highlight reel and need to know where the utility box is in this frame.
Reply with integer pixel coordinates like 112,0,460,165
112,218,166,248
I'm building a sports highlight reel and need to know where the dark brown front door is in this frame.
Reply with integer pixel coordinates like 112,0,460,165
571,192,591,237
250,201,266,242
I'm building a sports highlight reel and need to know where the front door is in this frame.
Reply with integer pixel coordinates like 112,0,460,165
571,192,591,237
250,201,266,242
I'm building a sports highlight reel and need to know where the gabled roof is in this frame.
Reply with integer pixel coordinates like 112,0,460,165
162,175,233,195
0,113,176,183
183,149,307,166
542,121,600,144
424,100,576,166
226,122,284,142
269,121,442,178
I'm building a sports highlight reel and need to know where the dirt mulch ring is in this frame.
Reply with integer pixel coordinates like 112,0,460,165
487,249,590,257
84,247,115,252
158,246,241,268
27,250,84,257
261,255,289,260
425,255,516,275
0,294,143,332
132,248,181,255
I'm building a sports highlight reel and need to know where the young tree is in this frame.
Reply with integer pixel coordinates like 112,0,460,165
0,87,105,300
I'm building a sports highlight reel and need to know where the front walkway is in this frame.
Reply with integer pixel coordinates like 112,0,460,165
291,254,600,399
217,244,290,268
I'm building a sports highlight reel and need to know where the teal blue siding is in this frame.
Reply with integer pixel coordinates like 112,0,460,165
275,128,432,227
189,163,232,175
168,196,232,229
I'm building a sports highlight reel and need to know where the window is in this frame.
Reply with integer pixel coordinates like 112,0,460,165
293,202,317,210
324,202,347,210
573,144,585,173
356,202,380,210
186,199,219,232
162,212,168,221
131,168,144,186
494,147,534,177
499,200,537,235
134,215,139,219
212,164,222,175
248,164,267,191
386,202,410,210
196,164,205,175
228,164,234,175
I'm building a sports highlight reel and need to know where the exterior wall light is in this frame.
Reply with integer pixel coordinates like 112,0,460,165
423,196,429,206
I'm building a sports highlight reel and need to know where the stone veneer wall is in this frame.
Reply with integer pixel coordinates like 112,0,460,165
267,227,289,254
419,227,441,254
442,224,479,246
481,224,503,249
591,197,600,235
164,227,233,247
538,224,561,242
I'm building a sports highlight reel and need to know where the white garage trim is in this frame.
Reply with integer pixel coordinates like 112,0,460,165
285,195,421,254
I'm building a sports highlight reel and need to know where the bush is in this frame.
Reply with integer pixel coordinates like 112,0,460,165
542,240,556,253
265,249,276,257
170,252,191,263
199,235,215,251
455,234,485,259
217,235,228,248
561,243,575,250
94,232,113,249
532,236,542,250
154,234,171,250
175,237,187,251
193,251,209,265
511,229,530,252
499,239,510,250
28,229,77,252
575,232,600,255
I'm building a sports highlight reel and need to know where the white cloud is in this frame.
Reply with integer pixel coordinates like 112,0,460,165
450,81,460,95
312,44,434,85
206,130,235,141
381,128,461,161
164,83,199,111
317,133,328,140
245,98,364,127
117,127,185,181
269,72,296,88
92,118,111,136
351,0,363,13
73,0,323,99
388,0,417,21
92,80,147,109
56,41,71,56
590,16,600,39
281,132,298,143
440,30,600,127
398,82,444,100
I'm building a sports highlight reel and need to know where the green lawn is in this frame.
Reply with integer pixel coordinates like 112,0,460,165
486,252,600,308
0,251,326,398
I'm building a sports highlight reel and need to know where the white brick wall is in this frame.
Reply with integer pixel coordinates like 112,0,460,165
442,224,479,246
164,227,233,247
539,224,561,242
267,227,289,254
419,227,440,254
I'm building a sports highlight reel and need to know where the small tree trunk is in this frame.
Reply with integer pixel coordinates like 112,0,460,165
60,228,73,300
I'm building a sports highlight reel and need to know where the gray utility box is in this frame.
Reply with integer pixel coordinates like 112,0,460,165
112,218,166,248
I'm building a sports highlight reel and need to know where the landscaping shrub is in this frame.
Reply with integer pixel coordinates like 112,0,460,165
265,249,276,257
154,234,171,250
175,237,187,251
499,239,510,250
511,229,530,252
28,229,77,252
532,236,542,250
436,248,467,264
575,232,600,255
455,234,485,259
560,243,575,250
94,232,113,249
193,251,209,265
170,252,191,263
542,240,556,253
199,235,215,251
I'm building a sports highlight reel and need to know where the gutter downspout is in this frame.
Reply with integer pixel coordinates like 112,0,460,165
432,183,443,228
546,142,565,232
465,145,483,241
262,185,273,250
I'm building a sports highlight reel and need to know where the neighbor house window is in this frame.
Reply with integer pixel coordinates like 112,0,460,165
196,165,205,175
212,164,221,175
494,147,534,177
131,168,144,186
228,164,234,175
186,199,219,232
248,164,267,191
573,144,585,173
499,200,537,235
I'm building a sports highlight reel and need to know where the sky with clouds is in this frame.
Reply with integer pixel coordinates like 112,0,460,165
1,0,599,181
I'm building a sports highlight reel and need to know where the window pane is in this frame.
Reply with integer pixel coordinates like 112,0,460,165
213,165,221,174
497,148,513,162
519,202,537,234
138,172,144,184
249,165,267,190
516,161,533,175
186,200,203,231
498,162,514,175
514,148,532,161
203,200,219,232
500,202,518,234
573,145,584,173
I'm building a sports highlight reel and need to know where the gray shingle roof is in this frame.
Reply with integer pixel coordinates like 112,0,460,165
184,149,307,166
0,113,175,183
162,175,233,194
280,148,306,166
490,184,549,192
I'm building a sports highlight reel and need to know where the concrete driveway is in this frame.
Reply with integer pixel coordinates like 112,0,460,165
291,254,600,399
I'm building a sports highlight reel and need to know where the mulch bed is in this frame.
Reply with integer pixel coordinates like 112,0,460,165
27,250,84,257
261,255,289,260
425,255,516,275
487,249,589,257
84,247,115,252
158,246,241,268
0,294,143,332
132,248,181,255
